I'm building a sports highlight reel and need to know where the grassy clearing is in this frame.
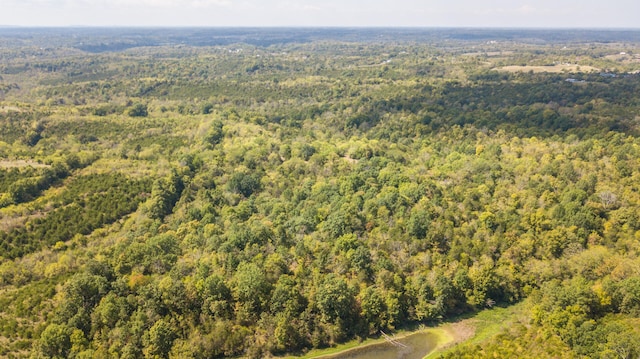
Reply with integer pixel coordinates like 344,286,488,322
0,106,24,113
427,302,525,358
495,64,600,73
0,160,50,169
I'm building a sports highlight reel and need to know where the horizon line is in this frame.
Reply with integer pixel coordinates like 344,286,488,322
1,25,640,30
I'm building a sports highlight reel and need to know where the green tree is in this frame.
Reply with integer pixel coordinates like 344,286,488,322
37,324,72,358
143,319,177,358
316,275,357,334
147,170,184,220
127,103,148,117
360,286,387,334
227,172,261,198
204,120,224,147
234,262,272,317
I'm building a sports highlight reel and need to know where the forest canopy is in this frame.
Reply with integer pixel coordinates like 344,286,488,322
0,28,639,358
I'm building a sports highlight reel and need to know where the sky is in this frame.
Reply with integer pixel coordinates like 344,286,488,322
1,0,639,28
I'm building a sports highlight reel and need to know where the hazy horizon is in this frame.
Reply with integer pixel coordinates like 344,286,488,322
2,0,639,29
1,25,640,30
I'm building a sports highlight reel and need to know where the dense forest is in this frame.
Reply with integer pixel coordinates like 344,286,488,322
1,28,640,358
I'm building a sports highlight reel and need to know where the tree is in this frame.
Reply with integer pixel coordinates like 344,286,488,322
55,273,109,326
407,208,430,239
316,275,357,330
270,275,305,316
360,286,387,334
227,172,261,198
147,170,184,220
143,319,177,358
202,103,214,114
603,323,640,359
234,262,271,316
614,277,640,315
204,120,224,147
202,274,233,319
127,103,148,117
37,324,72,358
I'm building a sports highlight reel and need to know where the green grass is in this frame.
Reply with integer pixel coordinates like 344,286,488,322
426,302,525,358
422,328,455,358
